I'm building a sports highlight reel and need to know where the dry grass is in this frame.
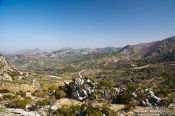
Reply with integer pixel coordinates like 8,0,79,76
0,82,35,92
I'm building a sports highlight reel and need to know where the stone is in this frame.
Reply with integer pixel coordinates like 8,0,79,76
168,103,175,108
7,108,40,116
33,79,41,90
2,73,13,81
26,92,32,98
26,104,37,111
132,92,137,98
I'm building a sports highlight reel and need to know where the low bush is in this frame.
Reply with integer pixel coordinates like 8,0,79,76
55,89,66,99
36,99,50,106
98,80,112,88
32,90,47,98
126,99,139,110
2,94,14,100
114,91,132,104
16,91,26,97
13,99,28,109
53,103,115,116
6,99,28,109
0,89,10,93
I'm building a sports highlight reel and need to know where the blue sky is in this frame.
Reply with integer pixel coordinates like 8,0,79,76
0,0,175,52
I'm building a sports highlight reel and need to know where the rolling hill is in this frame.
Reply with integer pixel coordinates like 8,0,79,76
119,36,175,61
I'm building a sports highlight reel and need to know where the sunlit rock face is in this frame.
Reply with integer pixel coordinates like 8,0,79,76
0,55,19,81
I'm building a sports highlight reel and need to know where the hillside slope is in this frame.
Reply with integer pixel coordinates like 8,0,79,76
119,36,175,61
0,55,19,81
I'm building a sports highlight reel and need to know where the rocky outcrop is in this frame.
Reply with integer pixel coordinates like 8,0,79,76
63,77,162,107
0,55,19,81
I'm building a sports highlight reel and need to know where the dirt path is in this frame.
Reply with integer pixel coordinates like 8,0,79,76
79,71,83,78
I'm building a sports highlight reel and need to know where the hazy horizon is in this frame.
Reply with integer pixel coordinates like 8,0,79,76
0,0,175,52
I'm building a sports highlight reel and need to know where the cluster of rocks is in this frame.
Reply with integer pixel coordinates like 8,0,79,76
63,77,162,107
64,77,96,102
144,88,161,106
130,88,161,106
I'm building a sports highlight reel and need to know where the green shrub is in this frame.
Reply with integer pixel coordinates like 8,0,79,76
36,99,49,106
53,103,114,116
2,94,14,100
98,80,112,88
53,107,74,116
0,89,10,93
6,99,28,109
127,84,138,91
126,99,139,110
85,107,102,116
13,99,28,109
55,89,66,99
101,105,114,116
16,91,26,97
32,90,47,98
115,91,131,104
0,107,5,112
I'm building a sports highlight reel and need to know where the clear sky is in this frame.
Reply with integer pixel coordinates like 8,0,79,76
0,0,175,52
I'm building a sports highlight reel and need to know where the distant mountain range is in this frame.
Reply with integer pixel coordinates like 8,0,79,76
2,36,175,74
10,48,51,55
5,36,175,60
50,47,121,55
49,35,175,61
119,36,175,61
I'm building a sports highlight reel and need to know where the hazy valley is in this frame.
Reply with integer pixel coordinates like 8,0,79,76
0,36,175,115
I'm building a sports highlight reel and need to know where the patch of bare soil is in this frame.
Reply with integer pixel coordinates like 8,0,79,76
51,98,82,110
109,104,125,112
